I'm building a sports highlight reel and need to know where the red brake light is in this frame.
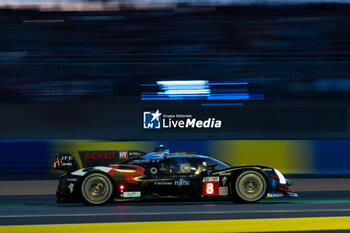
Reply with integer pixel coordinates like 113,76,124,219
119,185,125,190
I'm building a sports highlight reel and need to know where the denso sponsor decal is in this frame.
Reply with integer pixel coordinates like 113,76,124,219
84,152,116,159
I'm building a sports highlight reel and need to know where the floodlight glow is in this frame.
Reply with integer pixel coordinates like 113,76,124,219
161,89,210,95
157,80,208,86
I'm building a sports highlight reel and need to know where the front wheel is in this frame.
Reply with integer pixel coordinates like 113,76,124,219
232,170,267,203
80,173,114,205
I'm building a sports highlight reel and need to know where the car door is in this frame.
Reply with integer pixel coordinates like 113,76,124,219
165,157,199,197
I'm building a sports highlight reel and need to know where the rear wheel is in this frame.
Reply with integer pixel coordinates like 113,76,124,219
232,170,267,203
80,173,114,205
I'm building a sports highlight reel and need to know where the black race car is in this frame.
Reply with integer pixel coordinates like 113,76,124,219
55,146,298,205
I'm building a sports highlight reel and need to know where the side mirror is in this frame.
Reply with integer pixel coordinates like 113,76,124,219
164,151,169,159
207,163,217,171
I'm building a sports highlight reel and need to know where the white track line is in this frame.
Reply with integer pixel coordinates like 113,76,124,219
1,208,350,218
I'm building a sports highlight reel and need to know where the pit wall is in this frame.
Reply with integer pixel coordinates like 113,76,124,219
1,140,350,174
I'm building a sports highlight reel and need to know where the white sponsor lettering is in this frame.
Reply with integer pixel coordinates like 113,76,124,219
219,172,231,176
202,177,220,182
219,187,228,195
119,151,128,159
130,159,150,164
267,193,284,198
61,162,72,166
222,176,228,186
174,179,190,186
154,181,172,185
68,183,74,193
123,191,141,198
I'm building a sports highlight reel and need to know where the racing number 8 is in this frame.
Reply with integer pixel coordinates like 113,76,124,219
206,182,214,194
203,181,219,196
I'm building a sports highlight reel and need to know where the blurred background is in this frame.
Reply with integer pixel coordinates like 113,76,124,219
1,0,350,177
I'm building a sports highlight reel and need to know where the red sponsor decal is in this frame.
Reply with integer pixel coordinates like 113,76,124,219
109,165,145,184
84,152,116,159
53,160,60,168
119,151,128,159
108,169,116,177
203,182,219,196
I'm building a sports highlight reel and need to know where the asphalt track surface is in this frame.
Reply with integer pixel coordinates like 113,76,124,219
0,191,350,225
1,179,350,233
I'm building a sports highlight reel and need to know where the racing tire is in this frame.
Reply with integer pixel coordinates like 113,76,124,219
232,170,267,204
80,172,114,205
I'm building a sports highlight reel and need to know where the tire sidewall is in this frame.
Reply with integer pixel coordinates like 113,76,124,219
80,172,114,205
233,170,267,203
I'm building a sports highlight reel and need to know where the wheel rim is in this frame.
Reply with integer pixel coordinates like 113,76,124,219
82,174,112,204
236,172,266,202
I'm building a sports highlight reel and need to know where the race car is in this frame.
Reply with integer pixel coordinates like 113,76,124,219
54,145,298,205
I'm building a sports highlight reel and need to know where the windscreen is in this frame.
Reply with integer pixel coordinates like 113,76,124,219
203,157,230,171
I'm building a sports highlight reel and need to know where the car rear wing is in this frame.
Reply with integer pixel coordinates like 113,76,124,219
78,150,147,168
54,150,147,173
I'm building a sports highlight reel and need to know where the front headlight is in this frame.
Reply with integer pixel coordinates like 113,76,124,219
274,169,286,184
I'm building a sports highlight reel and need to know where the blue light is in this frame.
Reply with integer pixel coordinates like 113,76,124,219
157,80,209,86
207,93,250,100
141,80,265,101
156,80,210,99
202,103,244,106
209,81,248,85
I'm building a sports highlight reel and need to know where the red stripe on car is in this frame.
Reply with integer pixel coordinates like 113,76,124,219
279,188,292,192
109,165,145,184
108,169,116,177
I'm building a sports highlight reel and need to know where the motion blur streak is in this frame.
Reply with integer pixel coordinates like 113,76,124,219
3,139,350,175
2,4,350,102
1,217,350,233
142,80,260,100
242,140,310,173
209,140,313,173
48,139,350,174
